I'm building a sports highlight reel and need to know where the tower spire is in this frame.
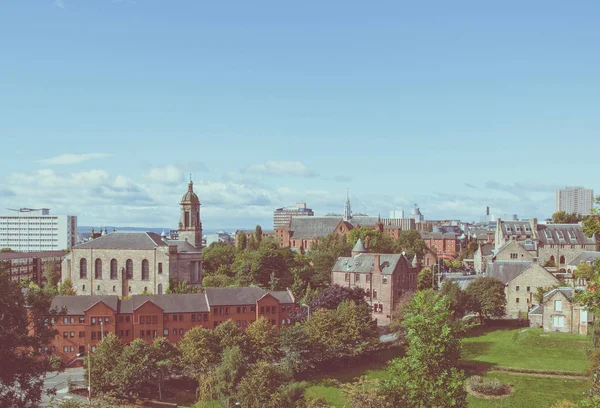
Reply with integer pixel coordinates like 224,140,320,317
343,189,352,222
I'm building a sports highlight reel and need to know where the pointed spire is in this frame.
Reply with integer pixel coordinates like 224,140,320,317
352,238,367,255
412,254,418,266
343,189,352,222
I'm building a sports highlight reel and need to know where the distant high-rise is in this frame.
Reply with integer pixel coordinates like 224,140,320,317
555,187,594,216
0,208,77,252
273,202,314,229
390,209,404,219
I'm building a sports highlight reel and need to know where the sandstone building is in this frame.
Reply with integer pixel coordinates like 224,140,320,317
62,181,203,296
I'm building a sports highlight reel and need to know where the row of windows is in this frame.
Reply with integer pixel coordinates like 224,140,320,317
344,273,389,284
81,284,162,294
80,258,162,280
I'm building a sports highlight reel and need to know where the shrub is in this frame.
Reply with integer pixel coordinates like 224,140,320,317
468,376,511,396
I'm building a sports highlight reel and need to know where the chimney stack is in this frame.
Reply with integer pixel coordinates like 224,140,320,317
373,254,381,274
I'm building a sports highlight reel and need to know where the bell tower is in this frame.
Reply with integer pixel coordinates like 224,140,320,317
178,176,202,248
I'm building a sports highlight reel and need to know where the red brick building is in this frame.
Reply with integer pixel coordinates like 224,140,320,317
46,287,295,364
420,232,462,260
0,250,67,285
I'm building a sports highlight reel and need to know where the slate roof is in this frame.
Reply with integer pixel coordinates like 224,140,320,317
567,251,600,266
486,260,532,284
332,253,410,275
269,290,295,304
121,294,209,313
348,216,379,227
529,304,543,315
420,232,460,240
352,238,367,253
442,273,478,290
542,287,580,302
500,221,533,236
52,295,119,315
537,224,596,246
75,232,168,250
168,240,201,252
289,217,345,239
0,250,68,260
204,287,272,306
479,243,493,257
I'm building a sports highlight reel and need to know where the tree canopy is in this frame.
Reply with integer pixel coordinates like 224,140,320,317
552,210,584,224
465,277,506,324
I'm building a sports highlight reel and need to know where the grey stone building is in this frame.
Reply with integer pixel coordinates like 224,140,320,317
529,287,593,334
62,182,203,296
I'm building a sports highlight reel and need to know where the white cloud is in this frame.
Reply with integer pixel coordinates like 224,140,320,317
39,153,112,165
145,165,184,185
54,0,65,8
246,160,317,177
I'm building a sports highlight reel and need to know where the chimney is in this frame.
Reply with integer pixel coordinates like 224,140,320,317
373,254,381,274
530,218,538,237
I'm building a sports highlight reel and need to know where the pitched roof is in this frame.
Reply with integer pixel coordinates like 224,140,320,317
74,232,168,250
542,287,580,302
332,253,410,275
567,251,600,266
442,273,478,290
499,221,534,237
348,216,379,227
537,224,596,246
204,287,269,306
352,238,366,253
486,260,532,284
269,290,295,304
529,304,543,315
289,217,344,239
51,295,119,315
125,294,209,313
0,250,68,260
420,232,460,240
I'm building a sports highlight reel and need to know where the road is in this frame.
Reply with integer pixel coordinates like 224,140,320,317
40,367,87,407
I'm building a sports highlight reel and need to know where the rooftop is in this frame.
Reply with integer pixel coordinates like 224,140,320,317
75,232,168,250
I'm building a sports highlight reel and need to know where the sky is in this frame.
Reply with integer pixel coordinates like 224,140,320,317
0,0,599,230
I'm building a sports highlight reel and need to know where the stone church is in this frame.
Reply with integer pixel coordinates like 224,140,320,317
62,180,203,296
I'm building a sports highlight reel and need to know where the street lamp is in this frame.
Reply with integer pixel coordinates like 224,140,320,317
301,304,310,320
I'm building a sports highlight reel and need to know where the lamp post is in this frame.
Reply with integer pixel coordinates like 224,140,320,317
301,304,310,320
87,343,91,404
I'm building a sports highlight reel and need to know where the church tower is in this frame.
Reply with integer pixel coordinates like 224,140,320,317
178,177,202,248
343,189,352,222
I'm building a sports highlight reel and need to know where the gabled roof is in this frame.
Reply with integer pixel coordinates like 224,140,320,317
420,232,460,240
332,253,410,275
269,290,295,304
75,232,168,250
123,294,209,313
486,260,532,284
499,221,533,237
529,304,543,315
542,287,581,302
567,251,600,266
204,287,269,306
289,217,345,239
352,238,367,253
51,295,119,315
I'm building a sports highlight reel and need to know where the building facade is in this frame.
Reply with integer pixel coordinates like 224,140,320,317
45,287,296,364
420,232,462,260
556,186,594,216
62,183,203,296
331,239,419,325
529,288,592,334
0,209,77,252
0,250,67,285
503,263,560,319
273,202,314,230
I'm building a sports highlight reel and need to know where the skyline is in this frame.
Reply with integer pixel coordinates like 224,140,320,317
1,1,599,228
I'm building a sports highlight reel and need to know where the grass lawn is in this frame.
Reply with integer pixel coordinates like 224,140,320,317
462,327,591,372
467,372,590,408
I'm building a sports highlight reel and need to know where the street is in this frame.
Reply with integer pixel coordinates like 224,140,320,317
40,367,87,407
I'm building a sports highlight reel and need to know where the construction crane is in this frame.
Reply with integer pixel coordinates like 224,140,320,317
6,208,48,213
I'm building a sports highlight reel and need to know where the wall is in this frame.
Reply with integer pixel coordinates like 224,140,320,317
505,264,559,319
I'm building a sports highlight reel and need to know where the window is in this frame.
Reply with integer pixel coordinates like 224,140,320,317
140,331,144,338
125,330,129,337
225,308,229,316
173,314,177,321
70,346,75,352
126,259,133,279
192,314,196,322
158,262,163,274
179,329,184,335
79,317,85,323
128,286,131,293
527,286,531,292
97,285,100,291
63,332,68,338
70,331,75,337
63,317,68,324
91,332,96,340
82,284,86,291
126,315,130,322
91,346,96,352
142,259,150,281
113,286,116,292
516,298,520,303
366,274,371,282
383,276,388,284
510,253,518,259
355,273,360,282
516,286,520,291
260,307,265,315
173,329,177,335
552,315,565,327
110,259,118,280
555,300,563,312
146,330,151,338
373,290,377,299
157,284,163,295
152,316,157,324
153,330,157,338
63,346,69,353
91,317,96,325
163,329,169,336
345,273,350,282
250,306,256,312
80,258,87,279
204,314,208,321
95,258,102,279
243,307,247,313
179,314,183,321
237,307,241,314
282,319,286,325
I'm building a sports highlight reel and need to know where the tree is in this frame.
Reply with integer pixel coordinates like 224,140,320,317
213,320,248,353
552,210,584,224
234,361,289,408
417,268,435,291
347,227,395,254
202,243,238,276
114,339,151,398
213,346,248,407
534,284,561,304
178,327,221,380
307,233,352,286
246,317,281,363
278,324,316,375
237,233,247,251
85,333,124,396
309,284,367,311
43,263,61,291
465,277,507,324
202,274,235,288
583,196,600,239
393,230,427,259
58,277,77,295
247,235,258,251
255,225,263,244
378,290,466,407
166,280,200,294
147,337,180,401
440,280,469,319
0,263,64,407
457,241,479,262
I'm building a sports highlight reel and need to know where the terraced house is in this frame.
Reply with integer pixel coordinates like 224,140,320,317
44,287,296,364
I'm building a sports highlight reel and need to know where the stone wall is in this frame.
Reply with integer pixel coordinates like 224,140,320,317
505,264,559,319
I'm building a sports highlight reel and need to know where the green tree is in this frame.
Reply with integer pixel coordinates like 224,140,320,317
202,242,238,276
583,196,600,239
214,346,249,407
246,317,281,363
114,339,151,398
234,361,289,408
85,333,124,396
378,290,466,408
465,277,507,324
247,235,258,251
237,233,247,251
43,263,61,291
440,280,469,319
552,210,584,224
213,320,248,353
393,230,427,259
534,284,561,304
148,337,180,400
166,280,200,294
417,267,435,291
457,241,479,262
308,233,352,286
178,327,221,380
278,324,316,375
202,274,235,288
58,277,77,295
255,225,263,244
0,263,64,407
347,227,395,254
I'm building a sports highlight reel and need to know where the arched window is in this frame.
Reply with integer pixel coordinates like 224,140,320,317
142,259,149,281
95,258,102,279
157,284,163,295
559,255,565,265
549,255,555,264
112,286,116,292
80,259,87,279
110,259,118,280
82,284,86,291
126,259,133,279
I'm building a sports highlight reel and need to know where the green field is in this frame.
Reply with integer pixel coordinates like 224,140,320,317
462,327,591,372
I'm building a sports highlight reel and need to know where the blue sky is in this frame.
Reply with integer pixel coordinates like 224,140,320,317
0,0,598,229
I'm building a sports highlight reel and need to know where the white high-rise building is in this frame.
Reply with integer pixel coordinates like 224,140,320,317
555,187,594,216
390,209,404,219
0,208,77,252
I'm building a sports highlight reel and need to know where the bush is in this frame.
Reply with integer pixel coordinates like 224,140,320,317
468,376,511,396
